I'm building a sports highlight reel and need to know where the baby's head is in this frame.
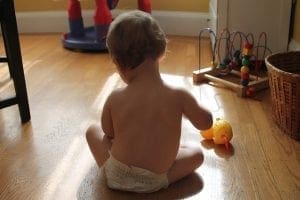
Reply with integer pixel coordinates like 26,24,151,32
106,10,167,71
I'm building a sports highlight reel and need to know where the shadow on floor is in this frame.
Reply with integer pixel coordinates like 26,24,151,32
77,165,203,200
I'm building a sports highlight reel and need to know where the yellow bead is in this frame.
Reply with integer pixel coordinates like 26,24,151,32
240,66,249,74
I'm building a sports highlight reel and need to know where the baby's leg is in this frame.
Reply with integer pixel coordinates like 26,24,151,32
167,143,204,184
86,124,112,167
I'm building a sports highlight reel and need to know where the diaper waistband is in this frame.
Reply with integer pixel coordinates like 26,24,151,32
107,154,167,179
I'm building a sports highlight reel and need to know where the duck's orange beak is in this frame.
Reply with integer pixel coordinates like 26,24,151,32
222,135,229,150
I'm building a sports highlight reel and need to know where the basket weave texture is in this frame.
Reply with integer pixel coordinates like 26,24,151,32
265,51,300,140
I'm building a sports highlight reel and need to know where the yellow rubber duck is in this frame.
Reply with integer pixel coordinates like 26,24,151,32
201,118,233,149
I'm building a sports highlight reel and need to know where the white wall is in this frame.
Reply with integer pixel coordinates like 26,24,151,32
209,0,292,53
16,9,210,37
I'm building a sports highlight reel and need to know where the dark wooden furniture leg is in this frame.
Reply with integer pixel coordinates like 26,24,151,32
0,0,31,123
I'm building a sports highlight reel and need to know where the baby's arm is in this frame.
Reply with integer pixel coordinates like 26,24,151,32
101,94,114,139
179,89,213,130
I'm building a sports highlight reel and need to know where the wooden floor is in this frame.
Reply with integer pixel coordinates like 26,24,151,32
0,34,299,200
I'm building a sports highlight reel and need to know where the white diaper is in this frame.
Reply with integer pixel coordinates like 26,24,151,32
102,154,169,193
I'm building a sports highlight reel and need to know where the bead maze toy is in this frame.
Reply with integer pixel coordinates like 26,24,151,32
193,28,272,97
62,0,151,51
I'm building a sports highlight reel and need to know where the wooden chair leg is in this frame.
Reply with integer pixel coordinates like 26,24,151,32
0,0,31,123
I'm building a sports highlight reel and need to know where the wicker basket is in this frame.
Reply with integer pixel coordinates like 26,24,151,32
265,51,300,140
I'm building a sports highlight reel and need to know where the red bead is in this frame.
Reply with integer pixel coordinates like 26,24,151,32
246,87,256,97
241,73,250,80
244,42,253,50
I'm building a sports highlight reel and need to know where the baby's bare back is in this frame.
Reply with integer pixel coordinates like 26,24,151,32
109,83,183,174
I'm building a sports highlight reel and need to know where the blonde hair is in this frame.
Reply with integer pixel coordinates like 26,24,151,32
106,10,167,70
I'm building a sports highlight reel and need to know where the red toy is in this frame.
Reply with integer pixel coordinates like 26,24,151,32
63,0,152,51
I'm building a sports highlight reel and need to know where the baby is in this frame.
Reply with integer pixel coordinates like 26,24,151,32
86,10,213,193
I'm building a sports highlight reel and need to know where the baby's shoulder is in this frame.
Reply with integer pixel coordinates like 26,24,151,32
163,83,190,97
163,84,198,109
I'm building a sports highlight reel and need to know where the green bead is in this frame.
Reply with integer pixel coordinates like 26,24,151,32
217,63,226,70
242,58,250,66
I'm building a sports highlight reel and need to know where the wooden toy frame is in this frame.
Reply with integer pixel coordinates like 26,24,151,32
193,68,269,97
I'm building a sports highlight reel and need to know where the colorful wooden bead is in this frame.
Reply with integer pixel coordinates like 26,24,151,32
240,66,250,74
242,58,250,66
241,79,249,86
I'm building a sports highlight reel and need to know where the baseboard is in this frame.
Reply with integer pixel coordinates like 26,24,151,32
288,39,300,51
16,11,69,33
15,9,210,36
